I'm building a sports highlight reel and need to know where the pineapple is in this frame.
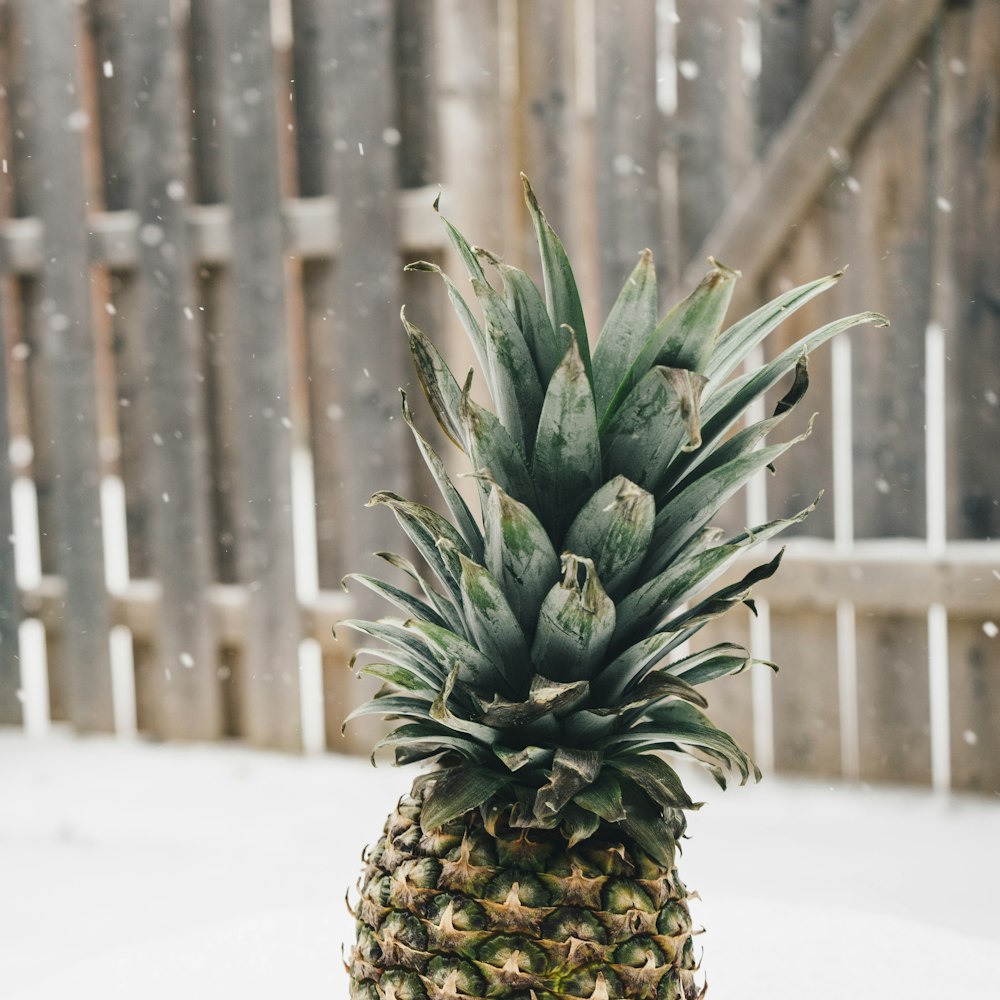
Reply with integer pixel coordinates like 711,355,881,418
342,177,886,1000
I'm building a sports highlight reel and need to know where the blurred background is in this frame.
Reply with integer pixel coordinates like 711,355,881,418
0,0,998,790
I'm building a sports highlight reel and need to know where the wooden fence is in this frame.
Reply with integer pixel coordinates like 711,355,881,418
0,0,997,794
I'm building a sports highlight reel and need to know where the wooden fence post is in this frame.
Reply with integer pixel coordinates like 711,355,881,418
934,0,1000,793
13,0,114,731
593,0,661,318
672,0,756,759
119,0,222,740
214,0,302,750
756,0,848,779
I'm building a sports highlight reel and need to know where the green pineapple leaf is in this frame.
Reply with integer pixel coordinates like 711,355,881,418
533,747,603,822
532,337,601,541
600,259,737,430
592,249,658,418
490,260,564,386
458,553,532,695
531,554,616,682
420,766,511,834
521,173,590,381
483,482,561,640
400,391,484,562
402,308,466,450
601,366,708,494
563,476,655,600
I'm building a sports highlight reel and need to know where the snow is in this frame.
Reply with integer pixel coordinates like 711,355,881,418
2,730,998,1000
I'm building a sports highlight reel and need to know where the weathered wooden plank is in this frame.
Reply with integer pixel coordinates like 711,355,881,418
515,0,575,266
770,610,841,778
0,274,20,724
13,0,113,730
855,613,932,784
681,0,946,302
122,0,221,740
933,0,1000,794
674,0,751,263
948,616,1000,794
215,0,301,750
593,0,661,316
934,1,1000,542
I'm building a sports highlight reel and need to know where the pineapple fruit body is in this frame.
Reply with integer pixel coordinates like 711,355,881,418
342,177,885,996
351,785,699,1000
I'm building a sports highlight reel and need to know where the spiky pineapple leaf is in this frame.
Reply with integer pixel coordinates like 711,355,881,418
617,781,679,869
533,747,602,821
373,724,493,766
600,260,737,430
483,483,561,640
478,676,589,727
494,743,554,772
592,249,658,418
573,770,626,823
531,555,616,682
400,391,484,562
402,308,466,449
461,377,539,510
660,550,784,637
642,426,814,577
374,550,465,637
337,619,450,686
521,173,590,381
458,554,532,695
560,803,602,848
358,661,435,693
492,260,564,386
694,311,887,464
342,572,449,631
670,650,767,686
532,337,601,541
706,270,843,386
614,498,819,649
368,492,471,608
402,617,514,698
470,275,545,454
609,755,699,811
420,765,511,834
601,366,708,494
563,476,655,599
405,261,492,397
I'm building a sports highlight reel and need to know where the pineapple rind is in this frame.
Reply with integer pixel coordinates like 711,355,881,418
350,786,703,1000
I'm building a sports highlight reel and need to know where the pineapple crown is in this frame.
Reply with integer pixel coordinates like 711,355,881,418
341,175,886,867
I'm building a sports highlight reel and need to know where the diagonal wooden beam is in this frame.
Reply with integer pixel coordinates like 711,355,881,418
681,0,945,298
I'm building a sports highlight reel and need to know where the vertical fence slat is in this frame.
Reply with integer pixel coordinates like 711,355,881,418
0,274,19,724
673,0,750,271
14,0,113,730
847,46,934,784
593,0,661,318
672,0,755,750
515,0,575,266
215,0,301,750
935,0,1000,793
326,1,410,749
122,1,221,740
757,1,845,778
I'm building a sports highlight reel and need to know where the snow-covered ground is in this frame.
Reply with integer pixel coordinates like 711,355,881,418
2,729,998,999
